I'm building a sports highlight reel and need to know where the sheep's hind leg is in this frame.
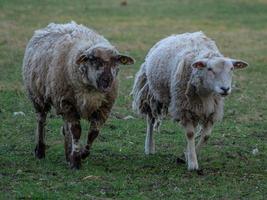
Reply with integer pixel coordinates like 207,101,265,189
145,115,156,155
184,122,199,170
80,121,99,159
35,112,47,159
196,122,213,154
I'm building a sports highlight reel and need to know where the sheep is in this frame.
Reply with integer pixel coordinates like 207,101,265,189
132,31,248,171
22,22,135,169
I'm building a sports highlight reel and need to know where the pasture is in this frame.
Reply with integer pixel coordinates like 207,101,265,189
0,0,266,199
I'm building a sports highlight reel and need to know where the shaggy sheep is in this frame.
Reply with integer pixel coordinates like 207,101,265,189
23,22,134,169
132,32,248,171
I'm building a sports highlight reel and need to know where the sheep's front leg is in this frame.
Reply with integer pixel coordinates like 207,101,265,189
68,121,82,169
81,122,100,159
196,122,213,154
35,112,47,159
62,122,72,162
145,115,155,155
184,122,198,170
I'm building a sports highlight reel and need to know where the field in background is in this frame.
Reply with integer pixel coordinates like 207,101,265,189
0,0,266,199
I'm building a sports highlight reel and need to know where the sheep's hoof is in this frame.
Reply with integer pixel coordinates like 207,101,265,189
196,169,204,175
186,153,199,171
187,163,199,171
35,143,46,159
176,157,186,165
70,152,81,170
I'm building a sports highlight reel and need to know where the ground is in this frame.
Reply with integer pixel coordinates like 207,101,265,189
0,0,266,199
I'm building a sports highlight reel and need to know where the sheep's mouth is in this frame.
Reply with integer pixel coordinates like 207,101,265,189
98,84,112,92
219,92,229,97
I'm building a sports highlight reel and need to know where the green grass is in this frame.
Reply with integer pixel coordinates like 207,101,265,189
0,0,267,199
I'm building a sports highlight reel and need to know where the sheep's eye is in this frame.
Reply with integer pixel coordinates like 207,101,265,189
230,67,234,71
207,68,212,71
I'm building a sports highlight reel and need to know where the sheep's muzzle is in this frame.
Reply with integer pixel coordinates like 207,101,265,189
97,73,114,92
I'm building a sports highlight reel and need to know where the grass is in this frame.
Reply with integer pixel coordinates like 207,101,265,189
0,0,267,199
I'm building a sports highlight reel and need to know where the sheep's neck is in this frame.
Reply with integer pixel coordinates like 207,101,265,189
186,81,215,104
196,85,213,98
186,80,223,119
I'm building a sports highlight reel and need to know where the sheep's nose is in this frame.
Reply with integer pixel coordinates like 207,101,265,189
220,87,230,93
97,73,113,92
220,87,231,96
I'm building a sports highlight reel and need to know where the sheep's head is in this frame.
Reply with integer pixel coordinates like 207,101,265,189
76,45,135,92
191,57,248,97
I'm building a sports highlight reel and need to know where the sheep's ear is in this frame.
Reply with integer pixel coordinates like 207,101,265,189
231,59,248,69
117,55,135,65
191,59,207,70
76,54,89,65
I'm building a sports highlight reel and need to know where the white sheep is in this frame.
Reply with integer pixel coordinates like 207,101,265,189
23,22,134,169
132,31,248,171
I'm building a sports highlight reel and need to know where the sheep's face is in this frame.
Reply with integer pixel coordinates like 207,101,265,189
191,57,248,97
76,46,135,92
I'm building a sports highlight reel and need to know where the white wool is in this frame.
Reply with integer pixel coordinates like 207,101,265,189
133,31,248,170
